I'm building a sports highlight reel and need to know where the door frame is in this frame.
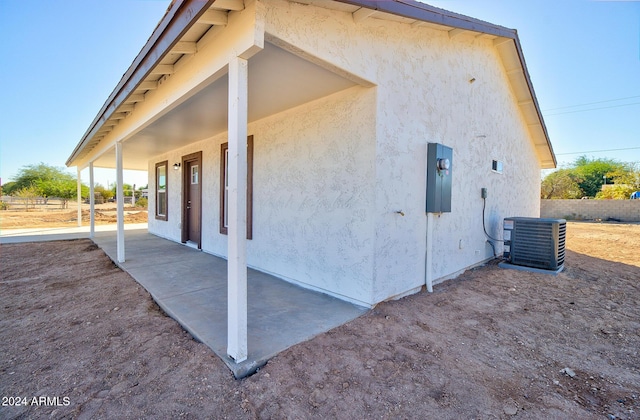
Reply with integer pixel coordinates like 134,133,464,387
181,151,203,248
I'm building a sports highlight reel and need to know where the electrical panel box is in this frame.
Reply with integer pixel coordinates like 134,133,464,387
426,143,453,213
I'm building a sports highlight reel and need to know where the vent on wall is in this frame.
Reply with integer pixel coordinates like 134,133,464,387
503,217,566,271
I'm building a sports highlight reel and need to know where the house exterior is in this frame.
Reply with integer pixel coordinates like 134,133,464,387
67,0,556,363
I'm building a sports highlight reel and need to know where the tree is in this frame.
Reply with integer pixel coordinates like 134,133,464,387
1,181,17,195
14,185,40,211
541,157,635,199
111,183,133,197
541,169,583,199
572,156,626,198
7,163,88,208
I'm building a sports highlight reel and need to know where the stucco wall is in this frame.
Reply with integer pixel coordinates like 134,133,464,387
264,0,542,302
149,86,377,305
541,199,640,222
149,0,546,306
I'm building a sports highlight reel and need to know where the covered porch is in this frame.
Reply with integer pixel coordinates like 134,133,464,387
92,229,368,378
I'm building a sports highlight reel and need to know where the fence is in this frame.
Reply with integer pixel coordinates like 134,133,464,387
1,195,137,211
540,199,640,222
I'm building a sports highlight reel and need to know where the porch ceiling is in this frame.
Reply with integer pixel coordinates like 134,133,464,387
91,42,357,170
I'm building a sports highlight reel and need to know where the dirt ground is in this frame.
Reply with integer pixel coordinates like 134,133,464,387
1,222,639,419
0,205,148,229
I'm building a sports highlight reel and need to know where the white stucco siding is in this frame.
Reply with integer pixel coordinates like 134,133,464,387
248,86,377,305
261,0,543,301
367,25,541,296
149,0,545,306
149,86,377,305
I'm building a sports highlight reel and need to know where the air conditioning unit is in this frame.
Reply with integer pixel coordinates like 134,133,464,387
502,217,566,271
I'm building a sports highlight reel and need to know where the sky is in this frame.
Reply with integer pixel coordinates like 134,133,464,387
0,0,639,189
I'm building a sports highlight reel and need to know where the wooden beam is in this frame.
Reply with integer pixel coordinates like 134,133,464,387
111,112,128,120
448,28,466,38
353,8,376,23
200,9,228,25
506,68,522,76
138,81,157,90
227,55,249,364
493,37,512,47
115,142,125,263
123,94,145,103
172,41,197,54
212,0,243,11
118,104,135,112
150,64,174,75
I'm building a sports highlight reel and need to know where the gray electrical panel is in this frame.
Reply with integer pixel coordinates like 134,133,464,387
426,143,453,213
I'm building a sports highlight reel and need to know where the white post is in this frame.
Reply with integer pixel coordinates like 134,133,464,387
77,168,82,227
227,55,248,363
89,162,95,239
132,183,136,207
116,142,125,263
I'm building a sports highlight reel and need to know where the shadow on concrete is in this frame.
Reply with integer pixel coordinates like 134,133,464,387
92,229,368,378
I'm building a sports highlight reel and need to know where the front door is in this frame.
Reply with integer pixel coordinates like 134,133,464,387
182,152,202,248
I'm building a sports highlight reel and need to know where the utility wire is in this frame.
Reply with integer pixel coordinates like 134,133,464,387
542,95,640,112
555,146,640,156
544,102,640,116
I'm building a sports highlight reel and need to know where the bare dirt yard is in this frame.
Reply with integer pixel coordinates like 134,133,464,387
0,204,148,229
1,222,639,419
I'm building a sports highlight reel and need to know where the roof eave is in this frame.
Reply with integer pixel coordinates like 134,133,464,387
66,0,215,168
335,0,557,168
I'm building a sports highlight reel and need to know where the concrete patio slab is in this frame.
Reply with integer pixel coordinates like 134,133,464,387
91,230,369,378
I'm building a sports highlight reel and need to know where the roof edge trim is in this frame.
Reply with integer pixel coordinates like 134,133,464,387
66,0,215,167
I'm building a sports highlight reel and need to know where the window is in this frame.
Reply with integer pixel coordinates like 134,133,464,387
492,160,503,174
191,164,199,184
220,136,253,239
155,161,168,220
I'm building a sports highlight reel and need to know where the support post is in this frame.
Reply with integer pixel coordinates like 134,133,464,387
77,168,82,227
89,162,95,239
116,142,125,263
227,55,248,363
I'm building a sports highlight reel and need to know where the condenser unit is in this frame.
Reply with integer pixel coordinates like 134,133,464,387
502,217,566,272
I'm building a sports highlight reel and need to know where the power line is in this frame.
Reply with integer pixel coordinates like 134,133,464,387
542,95,640,112
556,146,640,156
544,102,640,116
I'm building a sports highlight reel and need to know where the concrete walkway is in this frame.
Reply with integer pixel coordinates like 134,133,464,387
0,223,148,244
84,230,367,378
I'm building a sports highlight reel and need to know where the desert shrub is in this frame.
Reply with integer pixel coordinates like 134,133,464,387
135,197,148,209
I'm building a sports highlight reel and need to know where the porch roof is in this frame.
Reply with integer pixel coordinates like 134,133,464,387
66,0,557,171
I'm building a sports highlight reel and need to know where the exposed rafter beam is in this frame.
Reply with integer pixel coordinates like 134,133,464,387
111,112,128,120
493,37,512,47
448,28,466,38
211,0,244,11
137,81,158,91
172,41,197,54
353,8,376,23
518,99,533,106
150,64,174,75
200,9,228,25
506,68,521,76
124,94,145,103
118,104,135,113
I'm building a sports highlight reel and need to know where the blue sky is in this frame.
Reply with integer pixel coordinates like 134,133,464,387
1,0,638,189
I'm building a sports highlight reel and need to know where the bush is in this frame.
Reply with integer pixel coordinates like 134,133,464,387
135,197,148,209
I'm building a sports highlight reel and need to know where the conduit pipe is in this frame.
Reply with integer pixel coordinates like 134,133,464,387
425,212,434,292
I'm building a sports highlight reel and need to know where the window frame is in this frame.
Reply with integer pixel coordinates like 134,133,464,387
220,135,253,239
155,160,168,221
